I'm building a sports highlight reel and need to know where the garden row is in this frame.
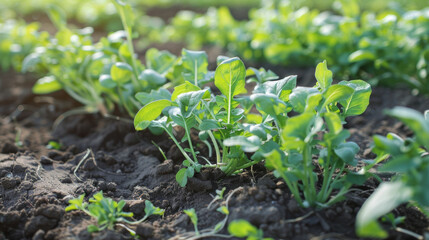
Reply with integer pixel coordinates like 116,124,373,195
1,0,429,239
142,0,429,93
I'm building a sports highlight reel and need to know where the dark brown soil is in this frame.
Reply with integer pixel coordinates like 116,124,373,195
1,66,429,240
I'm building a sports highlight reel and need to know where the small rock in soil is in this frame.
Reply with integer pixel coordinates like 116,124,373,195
93,230,123,240
287,199,300,213
20,180,33,190
186,177,212,192
35,205,63,220
32,229,45,240
124,132,139,145
1,142,18,154
47,151,64,161
40,156,53,165
60,176,72,183
0,211,21,228
257,173,276,189
136,223,154,238
167,145,182,163
1,176,20,189
106,182,117,192
156,159,174,175
24,215,58,237
128,200,145,216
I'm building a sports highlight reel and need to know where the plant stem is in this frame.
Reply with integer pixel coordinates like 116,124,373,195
163,127,196,165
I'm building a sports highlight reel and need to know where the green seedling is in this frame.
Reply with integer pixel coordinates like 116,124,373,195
228,220,273,240
65,191,164,235
356,107,429,238
46,141,62,150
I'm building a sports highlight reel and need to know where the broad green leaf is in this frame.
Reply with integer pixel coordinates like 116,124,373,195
139,69,166,86
228,220,258,237
289,87,319,113
334,142,359,165
199,119,220,130
251,93,287,119
283,113,315,141
168,107,197,129
214,57,247,124
372,135,403,156
348,50,376,62
315,60,333,91
111,62,133,83
386,107,429,149
22,53,41,72
135,88,171,105
176,168,188,187
181,49,208,86
134,100,172,130
338,80,371,117
356,181,412,238
176,90,207,117
32,76,62,94
145,48,177,74
324,112,343,135
323,84,354,107
379,156,419,173
99,74,117,89
145,200,164,216
172,81,207,101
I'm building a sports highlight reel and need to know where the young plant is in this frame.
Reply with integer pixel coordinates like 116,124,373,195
356,107,429,238
65,191,164,235
134,57,263,186
226,61,372,208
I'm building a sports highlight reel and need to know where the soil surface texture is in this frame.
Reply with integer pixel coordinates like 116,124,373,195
1,68,429,240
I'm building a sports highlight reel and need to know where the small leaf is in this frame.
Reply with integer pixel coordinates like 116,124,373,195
99,74,117,89
199,119,220,130
176,168,188,187
134,100,172,130
324,112,343,135
228,220,258,237
224,136,261,152
32,76,62,94
87,225,100,233
315,60,333,91
111,62,133,83
348,50,376,62
338,80,371,117
334,142,360,165
323,84,354,107
183,208,198,226
139,69,166,86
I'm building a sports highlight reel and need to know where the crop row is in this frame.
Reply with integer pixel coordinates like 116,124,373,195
1,0,429,239
142,0,429,93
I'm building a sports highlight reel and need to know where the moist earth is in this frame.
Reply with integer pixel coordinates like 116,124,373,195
1,68,429,240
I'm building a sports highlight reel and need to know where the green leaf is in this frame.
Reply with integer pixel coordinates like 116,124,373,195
228,220,258,238
139,69,166,86
145,200,164,216
338,80,371,117
315,60,333,91
146,48,177,74
283,113,315,140
323,84,354,107
386,107,429,149
87,225,100,233
181,49,208,86
215,57,247,124
111,62,133,83
171,81,204,101
135,88,171,105
134,100,172,130
176,90,207,117
22,53,41,72
47,5,66,30
348,50,376,62
32,76,62,94
289,87,319,113
356,181,413,238
176,168,188,187
183,208,198,226
199,119,220,130
99,74,117,89
324,112,343,135
251,93,287,119
334,142,359,165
